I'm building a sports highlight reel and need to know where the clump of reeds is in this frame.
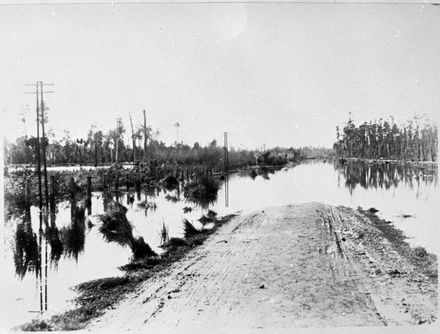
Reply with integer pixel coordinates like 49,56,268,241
198,215,211,224
207,210,217,217
20,319,53,332
76,276,130,293
368,207,379,214
99,201,156,259
119,257,163,272
160,237,190,251
412,246,428,258
184,175,219,209
183,206,192,213
132,237,156,259
99,203,133,246
160,221,169,245
183,219,202,239
163,174,179,190
198,210,218,225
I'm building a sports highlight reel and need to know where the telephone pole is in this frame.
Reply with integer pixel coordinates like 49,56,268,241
26,81,53,314
26,81,54,208
223,132,229,174
39,82,54,208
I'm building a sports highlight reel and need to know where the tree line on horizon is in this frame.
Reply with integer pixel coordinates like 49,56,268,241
333,115,438,161
3,117,332,169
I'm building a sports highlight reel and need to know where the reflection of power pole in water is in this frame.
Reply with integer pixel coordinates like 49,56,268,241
44,214,48,311
223,132,229,207
224,174,229,208
38,213,43,313
35,213,49,313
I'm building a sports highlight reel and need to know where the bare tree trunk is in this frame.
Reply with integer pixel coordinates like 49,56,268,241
129,112,136,163
116,139,119,163
94,144,98,167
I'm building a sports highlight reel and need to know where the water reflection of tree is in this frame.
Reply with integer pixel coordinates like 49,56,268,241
184,195,217,210
99,200,156,259
59,200,86,262
334,160,437,192
183,176,219,210
246,166,283,181
165,194,179,203
45,205,63,268
13,219,39,279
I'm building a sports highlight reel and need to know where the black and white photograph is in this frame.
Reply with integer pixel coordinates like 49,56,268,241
1,0,439,332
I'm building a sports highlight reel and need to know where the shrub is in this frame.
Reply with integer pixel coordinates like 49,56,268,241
183,219,202,239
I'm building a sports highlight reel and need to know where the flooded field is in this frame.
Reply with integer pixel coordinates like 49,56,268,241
1,160,438,329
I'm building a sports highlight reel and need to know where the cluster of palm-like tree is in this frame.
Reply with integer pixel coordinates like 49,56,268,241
5,118,156,166
333,116,438,161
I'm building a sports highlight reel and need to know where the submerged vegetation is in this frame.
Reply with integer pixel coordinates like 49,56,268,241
183,175,220,209
183,219,203,239
19,213,237,331
99,201,157,259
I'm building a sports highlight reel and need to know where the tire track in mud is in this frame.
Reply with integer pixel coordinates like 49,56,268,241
89,203,437,331
149,212,268,328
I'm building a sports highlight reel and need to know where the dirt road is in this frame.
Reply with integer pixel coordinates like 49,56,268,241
89,203,437,331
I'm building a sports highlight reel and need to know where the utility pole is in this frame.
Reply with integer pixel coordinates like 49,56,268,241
26,81,53,314
25,83,40,208
26,81,54,208
39,82,54,208
223,132,229,174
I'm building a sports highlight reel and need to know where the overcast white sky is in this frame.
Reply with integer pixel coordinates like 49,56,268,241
1,2,439,149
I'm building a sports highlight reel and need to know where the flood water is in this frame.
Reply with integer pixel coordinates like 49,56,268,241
1,160,438,329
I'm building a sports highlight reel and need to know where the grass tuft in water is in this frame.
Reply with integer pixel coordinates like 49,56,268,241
184,175,219,209
160,221,169,246
183,219,202,239
99,201,156,259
